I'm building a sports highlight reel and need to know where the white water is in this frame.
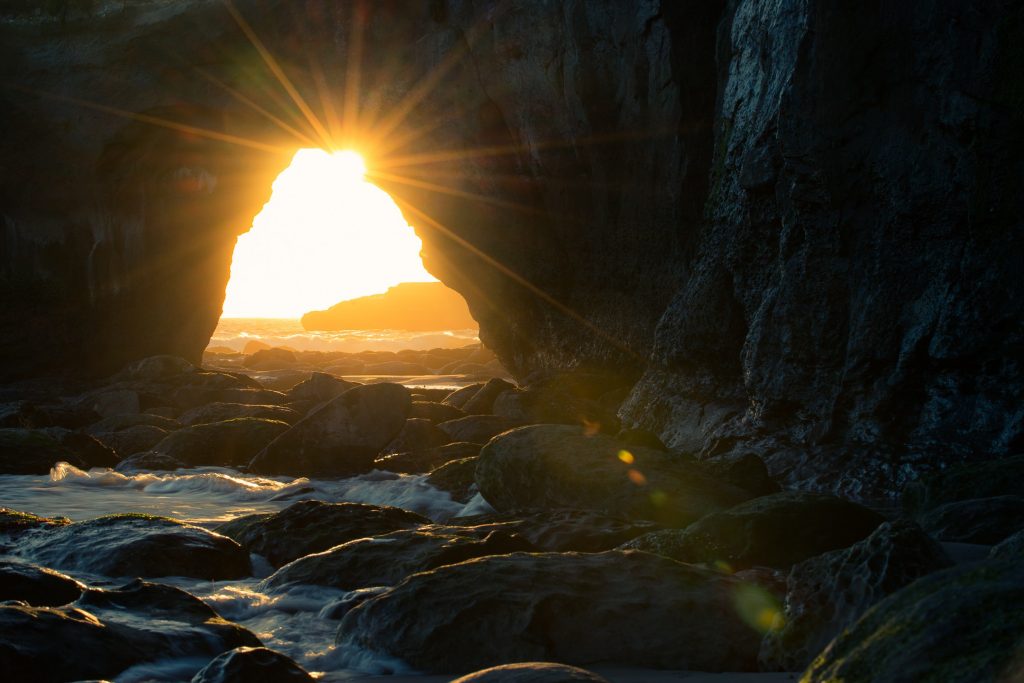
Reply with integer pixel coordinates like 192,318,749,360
208,318,479,353
0,463,494,681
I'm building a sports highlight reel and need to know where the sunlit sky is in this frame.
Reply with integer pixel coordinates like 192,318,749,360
221,149,437,318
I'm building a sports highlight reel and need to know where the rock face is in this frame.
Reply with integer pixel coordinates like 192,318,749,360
621,492,885,570
801,558,1024,683
476,425,750,526
13,512,251,579
337,551,763,674
249,383,411,476
302,282,477,331
0,1,1021,499
215,501,428,568
759,519,953,672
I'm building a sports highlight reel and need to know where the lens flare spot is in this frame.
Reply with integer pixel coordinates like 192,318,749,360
618,450,635,464
733,582,785,634
627,469,647,486
649,490,669,507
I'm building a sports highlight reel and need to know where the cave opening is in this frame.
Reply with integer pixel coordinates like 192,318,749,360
205,147,480,358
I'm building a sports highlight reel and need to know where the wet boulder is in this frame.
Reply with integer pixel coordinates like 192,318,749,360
476,425,750,526
285,372,358,404
382,418,450,454
409,400,466,424
461,378,516,415
215,500,428,568
0,508,69,538
152,418,290,467
92,424,169,457
426,456,479,503
261,527,534,592
179,402,301,426
0,559,85,606
451,509,661,552
249,383,411,477
84,413,181,434
492,388,618,433
114,451,187,472
802,558,1024,683
191,646,314,683
14,513,251,580
244,348,298,370
0,428,91,474
442,383,484,408
622,492,884,570
759,519,953,671
374,442,481,474
337,551,762,674
0,579,259,683
450,662,610,683
437,415,524,445
917,495,1024,545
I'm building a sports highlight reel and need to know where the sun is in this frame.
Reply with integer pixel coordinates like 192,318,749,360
220,148,437,318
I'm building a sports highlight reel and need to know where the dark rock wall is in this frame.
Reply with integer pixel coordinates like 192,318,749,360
1,0,1021,497
623,0,1024,497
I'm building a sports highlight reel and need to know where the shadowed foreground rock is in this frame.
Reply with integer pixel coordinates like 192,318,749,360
13,512,251,579
336,551,762,674
0,559,85,606
450,509,660,552
249,383,411,476
760,519,953,671
152,417,289,467
901,454,1024,514
476,425,750,526
801,558,1024,683
261,527,534,592
0,579,260,683
450,662,610,683
621,492,884,569
215,500,428,568
191,646,314,683
916,495,1024,545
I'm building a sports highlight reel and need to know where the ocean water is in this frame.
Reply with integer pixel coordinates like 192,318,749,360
208,318,480,353
0,462,494,681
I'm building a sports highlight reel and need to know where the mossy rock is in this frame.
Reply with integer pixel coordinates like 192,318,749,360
801,558,1024,683
621,492,884,570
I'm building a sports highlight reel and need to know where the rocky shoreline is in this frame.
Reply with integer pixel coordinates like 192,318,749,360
1,353,1022,681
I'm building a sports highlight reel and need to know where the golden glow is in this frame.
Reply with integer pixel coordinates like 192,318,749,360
617,450,635,464
221,149,436,318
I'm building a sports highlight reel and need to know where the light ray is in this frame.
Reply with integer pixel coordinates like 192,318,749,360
4,83,285,154
368,169,560,220
391,198,640,359
341,1,366,144
376,126,683,170
222,0,333,147
191,65,320,148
